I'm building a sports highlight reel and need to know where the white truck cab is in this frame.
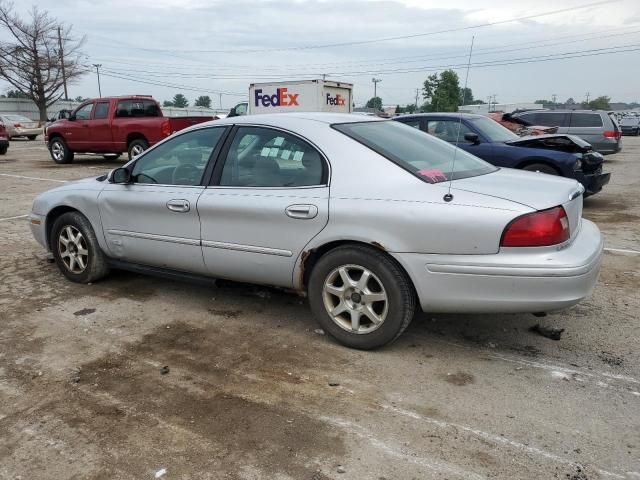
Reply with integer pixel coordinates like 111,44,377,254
229,79,353,117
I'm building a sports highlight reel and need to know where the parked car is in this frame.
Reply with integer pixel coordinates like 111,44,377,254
0,114,41,140
44,96,214,164
29,113,603,349
506,110,621,155
0,122,9,154
394,113,610,196
619,116,640,136
488,112,558,136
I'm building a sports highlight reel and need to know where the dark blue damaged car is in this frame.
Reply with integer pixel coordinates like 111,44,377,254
394,113,610,196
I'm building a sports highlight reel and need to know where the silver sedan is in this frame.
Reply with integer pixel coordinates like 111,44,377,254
0,114,42,140
29,113,603,349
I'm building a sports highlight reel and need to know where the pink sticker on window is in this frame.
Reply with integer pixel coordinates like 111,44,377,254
417,169,448,183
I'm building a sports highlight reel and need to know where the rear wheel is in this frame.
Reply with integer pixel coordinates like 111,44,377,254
51,212,110,283
49,138,74,164
128,139,149,160
308,245,416,350
0,146,7,155
27,135,37,141
522,163,559,175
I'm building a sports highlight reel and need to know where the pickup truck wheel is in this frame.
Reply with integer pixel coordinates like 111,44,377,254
51,212,110,283
308,245,416,350
128,139,149,160
522,163,559,175
49,138,74,164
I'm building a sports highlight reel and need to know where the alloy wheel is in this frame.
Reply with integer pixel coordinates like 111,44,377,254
51,142,64,161
131,145,144,157
322,264,389,334
58,225,89,274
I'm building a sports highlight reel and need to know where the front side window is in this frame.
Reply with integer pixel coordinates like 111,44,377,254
426,120,475,143
219,127,325,187
333,120,496,183
74,103,94,120
94,102,109,119
131,128,225,185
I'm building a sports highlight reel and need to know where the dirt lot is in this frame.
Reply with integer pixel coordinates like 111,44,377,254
0,136,639,480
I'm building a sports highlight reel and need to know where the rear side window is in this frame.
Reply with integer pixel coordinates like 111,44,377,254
116,100,160,118
396,118,422,129
525,112,569,127
568,113,603,128
333,121,496,183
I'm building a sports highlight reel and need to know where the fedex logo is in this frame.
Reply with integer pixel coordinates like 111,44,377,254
326,93,346,106
254,88,299,107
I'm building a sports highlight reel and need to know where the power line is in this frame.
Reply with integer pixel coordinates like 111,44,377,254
87,1,618,55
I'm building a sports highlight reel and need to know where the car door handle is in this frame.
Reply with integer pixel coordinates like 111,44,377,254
167,199,190,213
285,204,318,219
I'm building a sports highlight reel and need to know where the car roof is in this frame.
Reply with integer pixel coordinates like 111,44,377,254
397,112,484,120
198,112,385,129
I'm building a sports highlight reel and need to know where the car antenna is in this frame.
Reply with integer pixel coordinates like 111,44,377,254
444,35,475,203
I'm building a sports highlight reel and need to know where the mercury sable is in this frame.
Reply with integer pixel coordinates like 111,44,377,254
29,113,603,349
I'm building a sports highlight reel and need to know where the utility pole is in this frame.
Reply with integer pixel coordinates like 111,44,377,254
492,94,497,111
92,64,102,97
372,77,382,101
57,26,68,101
585,92,591,104
414,88,420,112
552,94,557,109
219,93,222,109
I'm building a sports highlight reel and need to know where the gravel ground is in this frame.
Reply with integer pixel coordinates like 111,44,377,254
0,136,638,480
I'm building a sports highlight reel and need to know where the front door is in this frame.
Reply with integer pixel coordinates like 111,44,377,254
98,126,227,274
198,126,330,287
64,102,95,151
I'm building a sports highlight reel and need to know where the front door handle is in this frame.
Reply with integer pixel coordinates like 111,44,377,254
167,199,190,213
285,204,318,219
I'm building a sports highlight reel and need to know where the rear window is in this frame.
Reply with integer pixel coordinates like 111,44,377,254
333,121,497,183
567,113,603,128
116,100,160,118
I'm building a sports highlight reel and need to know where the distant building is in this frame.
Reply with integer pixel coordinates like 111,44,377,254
459,102,543,114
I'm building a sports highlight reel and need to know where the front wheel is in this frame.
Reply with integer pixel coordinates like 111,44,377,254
128,139,149,160
308,245,416,350
49,138,74,164
522,163,559,175
51,212,110,283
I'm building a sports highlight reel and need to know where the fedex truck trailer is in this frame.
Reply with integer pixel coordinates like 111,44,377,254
229,79,353,116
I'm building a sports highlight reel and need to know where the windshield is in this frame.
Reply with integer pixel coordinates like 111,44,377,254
333,121,497,183
470,117,518,142
5,115,32,122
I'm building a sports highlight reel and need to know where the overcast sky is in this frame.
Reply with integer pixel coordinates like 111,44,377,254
4,0,640,108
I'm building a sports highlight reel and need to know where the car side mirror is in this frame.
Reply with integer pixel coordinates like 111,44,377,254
111,167,131,184
464,132,480,144
68,113,76,121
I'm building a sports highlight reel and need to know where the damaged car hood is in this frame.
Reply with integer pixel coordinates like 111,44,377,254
505,134,593,153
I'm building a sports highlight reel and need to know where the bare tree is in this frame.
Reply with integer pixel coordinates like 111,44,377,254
0,2,87,121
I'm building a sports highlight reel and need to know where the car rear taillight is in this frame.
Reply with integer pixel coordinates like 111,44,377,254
603,130,621,139
161,119,171,137
14,123,22,128
501,206,570,247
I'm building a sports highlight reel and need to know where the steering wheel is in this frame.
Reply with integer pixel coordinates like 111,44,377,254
172,164,200,185
136,173,158,184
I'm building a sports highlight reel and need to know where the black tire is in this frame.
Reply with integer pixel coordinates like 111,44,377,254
128,139,149,160
308,245,416,350
103,153,122,161
27,135,37,141
49,137,74,164
0,146,7,155
51,212,110,284
522,163,559,175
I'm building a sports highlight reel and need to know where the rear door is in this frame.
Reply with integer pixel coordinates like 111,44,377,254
565,112,604,146
198,125,330,288
98,126,228,274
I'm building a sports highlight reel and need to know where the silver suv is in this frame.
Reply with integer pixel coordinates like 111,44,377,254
510,110,621,155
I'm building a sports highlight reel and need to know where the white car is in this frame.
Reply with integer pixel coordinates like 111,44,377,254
29,113,603,349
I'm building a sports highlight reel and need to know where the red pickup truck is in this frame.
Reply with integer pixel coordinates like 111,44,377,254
45,96,213,164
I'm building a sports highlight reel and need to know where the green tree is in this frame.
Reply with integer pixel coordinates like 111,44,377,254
6,89,29,98
459,87,474,105
162,100,173,107
587,96,610,110
74,95,84,102
172,93,188,108
194,95,212,108
422,70,461,112
366,96,382,110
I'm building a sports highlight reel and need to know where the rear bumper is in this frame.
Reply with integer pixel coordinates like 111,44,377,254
577,170,610,196
393,219,603,314
12,128,42,137
595,139,621,155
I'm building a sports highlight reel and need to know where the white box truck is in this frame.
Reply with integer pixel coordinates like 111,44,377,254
228,79,353,116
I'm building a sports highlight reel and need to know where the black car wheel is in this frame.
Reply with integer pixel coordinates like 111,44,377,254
51,212,110,283
308,245,416,350
27,135,37,141
0,145,7,155
522,163,559,175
